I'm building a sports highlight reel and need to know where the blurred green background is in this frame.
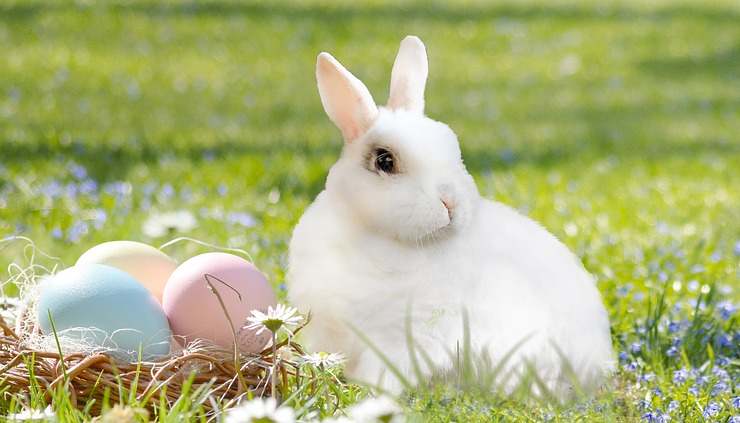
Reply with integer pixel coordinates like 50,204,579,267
0,0,738,294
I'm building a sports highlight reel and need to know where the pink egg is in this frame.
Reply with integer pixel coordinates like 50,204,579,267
162,252,276,353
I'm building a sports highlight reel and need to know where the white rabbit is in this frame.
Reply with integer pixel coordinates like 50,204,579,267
288,36,614,398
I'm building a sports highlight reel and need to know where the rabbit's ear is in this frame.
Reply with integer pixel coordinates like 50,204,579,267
387,36,428,114
316,52,378,142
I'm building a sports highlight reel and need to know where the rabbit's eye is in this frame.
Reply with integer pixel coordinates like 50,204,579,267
374,148,396,174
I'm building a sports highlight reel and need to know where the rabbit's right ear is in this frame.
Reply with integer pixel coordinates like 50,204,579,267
316,52,378,142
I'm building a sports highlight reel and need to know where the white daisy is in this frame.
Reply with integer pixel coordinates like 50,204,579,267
320,417,354,423
298,352,346,369
244,304,303,336
224,397,295,423
7,405,56,421
142,210,197,237
348,396,403,423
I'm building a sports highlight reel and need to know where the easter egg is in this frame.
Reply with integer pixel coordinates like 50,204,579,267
76,241,177,302
162,253,276,353
37,264,172,360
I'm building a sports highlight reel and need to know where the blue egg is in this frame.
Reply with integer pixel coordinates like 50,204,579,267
37,264,171,360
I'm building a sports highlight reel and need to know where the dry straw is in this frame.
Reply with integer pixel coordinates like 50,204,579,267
0,236,307,413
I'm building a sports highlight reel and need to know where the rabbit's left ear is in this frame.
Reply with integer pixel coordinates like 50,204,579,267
387,36,428,114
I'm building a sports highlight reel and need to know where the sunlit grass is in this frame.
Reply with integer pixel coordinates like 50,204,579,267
0,0,738,421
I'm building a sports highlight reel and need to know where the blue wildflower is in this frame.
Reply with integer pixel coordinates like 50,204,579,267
619,351,629,362
79,179,98,195
687,280,699,292
68,163,87,179
711,382,727,396
91,209,107,230
624,361,638,372
729,416,740,423
718,333,733,348
227,212,257,228
673,369,688,384
688,385,700,396
732,396,740,409
717,301,736,320
639,372,655,383
66,220,89,243
735,240,740,256
702,402,720,419
667,400,679,413
667,321,681,333
160,183,174,200
712,367,729,382
51,227,63,240
716,356,729,367
690,264,704,274
631,342,642,354
666,346,679,358
217,183,228,196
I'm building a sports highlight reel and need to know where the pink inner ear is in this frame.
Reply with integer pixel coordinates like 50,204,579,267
317,53,378,142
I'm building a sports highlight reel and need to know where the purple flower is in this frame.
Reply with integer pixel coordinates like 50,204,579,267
712,367,729,381
666,346,679,357
667,400,679,413
732,396,740,409
51,227,63,239
41,180,63,198
728,416,740,423
711,382,727,396
68,163,87,179
695,375,709,386
673,369,688,384
667,321,681,334
217,183,228,196
227,212,257,228
639,372,655,383
702,402,720,419
642,410,670,423
619,351,629,362
734,240,740,256
718,333,733,348
624,361,638,372
159,183,174,200
91,209,107,230
688,385,700,396
617,284,632,297
79,179,98,195
631,342,643,354
717,301,736,320
66,220,89,243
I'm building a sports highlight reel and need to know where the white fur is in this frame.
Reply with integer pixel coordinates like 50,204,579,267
288,36,614,397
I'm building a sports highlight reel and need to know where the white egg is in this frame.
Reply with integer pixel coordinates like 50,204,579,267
76,241,177,302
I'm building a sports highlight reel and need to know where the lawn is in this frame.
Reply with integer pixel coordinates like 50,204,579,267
0,0,738,421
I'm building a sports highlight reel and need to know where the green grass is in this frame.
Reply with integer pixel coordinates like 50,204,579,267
0,0,738,421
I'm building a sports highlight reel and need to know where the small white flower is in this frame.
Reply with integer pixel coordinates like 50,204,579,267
321,417,354,423
224,397,295,423
348,396,403,423
244,304,303,335
298,352,345,369
142,210,197,237
7,405,56,421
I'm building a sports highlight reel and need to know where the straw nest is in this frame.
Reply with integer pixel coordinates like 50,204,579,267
0,237,307,413
0,303,306,413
